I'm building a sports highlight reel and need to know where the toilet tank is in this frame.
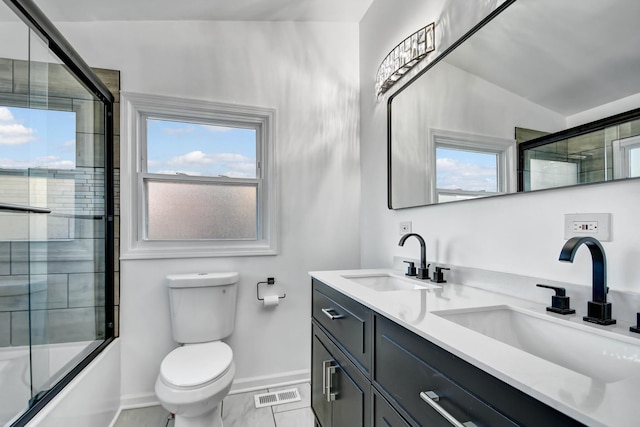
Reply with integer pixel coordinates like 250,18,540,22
166,272,239,344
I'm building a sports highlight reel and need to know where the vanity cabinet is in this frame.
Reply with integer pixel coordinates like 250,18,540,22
311,277,584,427
375,315,584,427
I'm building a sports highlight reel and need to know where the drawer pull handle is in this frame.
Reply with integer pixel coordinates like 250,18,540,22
325,362,338,402
420,391,477,427
322,308,344,320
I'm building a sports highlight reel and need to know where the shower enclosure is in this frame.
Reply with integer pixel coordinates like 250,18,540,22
0,1,114,425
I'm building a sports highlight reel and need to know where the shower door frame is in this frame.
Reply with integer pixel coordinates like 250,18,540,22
3,0,116,425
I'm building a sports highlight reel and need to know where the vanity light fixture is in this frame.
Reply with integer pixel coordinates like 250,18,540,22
375,22,435,97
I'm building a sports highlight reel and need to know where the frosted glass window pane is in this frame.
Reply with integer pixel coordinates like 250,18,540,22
146,181,257,240
146,118,256,178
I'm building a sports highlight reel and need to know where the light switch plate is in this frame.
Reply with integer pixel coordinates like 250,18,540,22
564,213,611,241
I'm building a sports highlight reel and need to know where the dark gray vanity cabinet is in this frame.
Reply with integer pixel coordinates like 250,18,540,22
375,315,584,427
311,278,585,427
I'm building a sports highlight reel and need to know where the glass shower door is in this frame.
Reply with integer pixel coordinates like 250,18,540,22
1,2,109,423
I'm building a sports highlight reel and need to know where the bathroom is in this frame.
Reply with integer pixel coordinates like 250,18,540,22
1,0,639,426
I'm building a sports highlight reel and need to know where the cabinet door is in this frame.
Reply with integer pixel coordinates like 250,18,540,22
331,364,365,427
312,323,371,427
312,331,333,427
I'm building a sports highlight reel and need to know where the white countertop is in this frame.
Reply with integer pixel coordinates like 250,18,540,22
310,268,640,427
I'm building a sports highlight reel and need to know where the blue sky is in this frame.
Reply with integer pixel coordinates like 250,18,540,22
0,106,76,169
436,147,498,192
146,118,257,178
0,108,257,178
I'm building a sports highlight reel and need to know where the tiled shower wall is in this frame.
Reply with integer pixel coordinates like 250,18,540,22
0,60,120,347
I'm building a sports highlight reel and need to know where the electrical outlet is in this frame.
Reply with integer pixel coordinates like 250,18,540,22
399,221,412,235
564,213,611,241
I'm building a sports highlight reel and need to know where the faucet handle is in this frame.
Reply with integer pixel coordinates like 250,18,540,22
431,266,450,283
631,313,640,334
536,284,576,315
403,261,417,277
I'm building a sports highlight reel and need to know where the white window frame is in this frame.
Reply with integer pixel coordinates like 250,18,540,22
120,92,277,259
613,135,640,179
429,129,516,203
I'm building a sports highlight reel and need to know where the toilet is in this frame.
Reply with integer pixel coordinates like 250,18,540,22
155,272,239,427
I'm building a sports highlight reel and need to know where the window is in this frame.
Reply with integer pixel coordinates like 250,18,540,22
431,129,515,203
613,135,640,179
121,93,276,258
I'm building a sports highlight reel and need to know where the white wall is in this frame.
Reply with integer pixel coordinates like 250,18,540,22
360,0,640,292
57,20,361,404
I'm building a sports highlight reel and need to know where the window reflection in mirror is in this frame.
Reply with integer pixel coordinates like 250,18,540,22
521,116,640,191
630,146,640,177
436,148,499,202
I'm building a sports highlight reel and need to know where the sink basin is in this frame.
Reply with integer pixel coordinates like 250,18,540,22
433,305,640,383
341,273,439,292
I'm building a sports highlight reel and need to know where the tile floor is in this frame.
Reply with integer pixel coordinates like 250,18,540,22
113,383,314,427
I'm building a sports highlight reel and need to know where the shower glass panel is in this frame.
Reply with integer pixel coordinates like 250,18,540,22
0,1,111,424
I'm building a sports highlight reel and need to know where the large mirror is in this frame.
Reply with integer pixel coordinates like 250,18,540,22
388,0,640,209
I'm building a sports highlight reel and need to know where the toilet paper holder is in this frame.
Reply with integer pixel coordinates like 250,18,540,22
256,277,286,301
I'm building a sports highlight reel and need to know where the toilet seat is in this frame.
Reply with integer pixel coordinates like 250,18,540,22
160,341,233,389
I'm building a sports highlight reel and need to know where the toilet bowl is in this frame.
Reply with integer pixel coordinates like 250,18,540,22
155,342,235,427
155,272,239,427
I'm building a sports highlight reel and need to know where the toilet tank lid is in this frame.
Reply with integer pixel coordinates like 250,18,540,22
166,272,239,288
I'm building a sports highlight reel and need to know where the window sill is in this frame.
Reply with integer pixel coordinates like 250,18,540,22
120,243,277,260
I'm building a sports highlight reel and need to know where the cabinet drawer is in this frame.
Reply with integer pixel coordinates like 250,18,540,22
376,327,516,426
375,315,583,427
373,390,410,427
312,278,372,375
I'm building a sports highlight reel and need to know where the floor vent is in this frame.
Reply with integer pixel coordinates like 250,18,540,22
254,388,301,408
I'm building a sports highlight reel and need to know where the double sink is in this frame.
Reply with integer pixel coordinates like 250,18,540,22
341,272,640,384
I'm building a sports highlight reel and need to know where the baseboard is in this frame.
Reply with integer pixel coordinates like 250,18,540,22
228,369,310,394
119,392,160,410
119,369,311,410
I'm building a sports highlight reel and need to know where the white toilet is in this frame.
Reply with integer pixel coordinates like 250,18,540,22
155,272,239,427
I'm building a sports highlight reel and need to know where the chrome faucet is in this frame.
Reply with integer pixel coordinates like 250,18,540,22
559,236,616,325
399,233,429,279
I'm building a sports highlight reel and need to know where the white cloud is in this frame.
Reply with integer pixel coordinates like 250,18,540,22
202,125,234,133
35,156,75,169
436,157,497,192
62,140,76,147
163,125,195,136
0,108,38,146
0,155,74,169
0,107,14,122
168,150,211,165
168,150,250,166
